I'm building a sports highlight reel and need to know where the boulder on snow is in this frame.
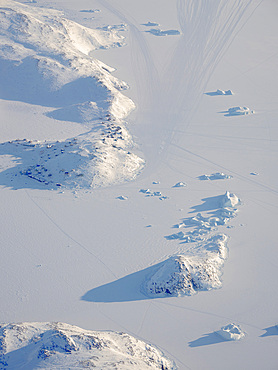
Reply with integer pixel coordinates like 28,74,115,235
143,235,228,298
221,191,239,208
227,106,254,116
173,182,187,188
216,323,245,341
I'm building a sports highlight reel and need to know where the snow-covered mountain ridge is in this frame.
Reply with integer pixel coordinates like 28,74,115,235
0,0,144,190
0,322,175,369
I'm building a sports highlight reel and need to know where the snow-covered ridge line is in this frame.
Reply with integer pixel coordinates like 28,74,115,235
0,0,144,190
0,322,176,369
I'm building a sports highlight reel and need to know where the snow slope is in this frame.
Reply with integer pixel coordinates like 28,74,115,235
144,189,241,298
1,0,278,369
144,235,228,298
0,0,144,190
0,322,175,369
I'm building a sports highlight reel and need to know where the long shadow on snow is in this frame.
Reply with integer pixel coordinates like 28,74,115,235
260,325,278,337
81,262,165,303
0,57,110,123
204,91,222,96
218,110,250,117
188,332,227,347
189,195,224,213
204,91,232,97
165,195,228,242
0,328,73,368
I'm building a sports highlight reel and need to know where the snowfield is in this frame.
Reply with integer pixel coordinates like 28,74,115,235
1,0,278,369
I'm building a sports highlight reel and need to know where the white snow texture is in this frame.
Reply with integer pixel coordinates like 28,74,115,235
0,0,144,190
0,322,175,369
217,323,245,341
144,191,240,297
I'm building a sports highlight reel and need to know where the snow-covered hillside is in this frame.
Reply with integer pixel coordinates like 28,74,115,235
0,322,175,369
0,0,144,190
143,191,240,298
144,234,228,298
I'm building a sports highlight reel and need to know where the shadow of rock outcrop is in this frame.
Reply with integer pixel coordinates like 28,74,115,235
189,332,227,347
260,325,278,337
81,263,164,303
0,57,110,124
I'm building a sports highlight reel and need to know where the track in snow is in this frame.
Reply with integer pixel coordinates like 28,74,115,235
99,0,263,178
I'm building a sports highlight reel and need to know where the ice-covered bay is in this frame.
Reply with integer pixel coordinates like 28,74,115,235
1,0,278,369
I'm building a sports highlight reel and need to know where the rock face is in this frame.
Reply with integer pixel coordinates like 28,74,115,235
227,106,254,116
173,182,187,188
0,322,176,369
143,235,228,297
216,323,246,341
222,191,239,208
148,190,242,298
198,172,233,181
216,89,233,95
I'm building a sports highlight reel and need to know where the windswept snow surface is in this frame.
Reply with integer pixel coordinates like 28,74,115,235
1,0,278,369
0,322,175,369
